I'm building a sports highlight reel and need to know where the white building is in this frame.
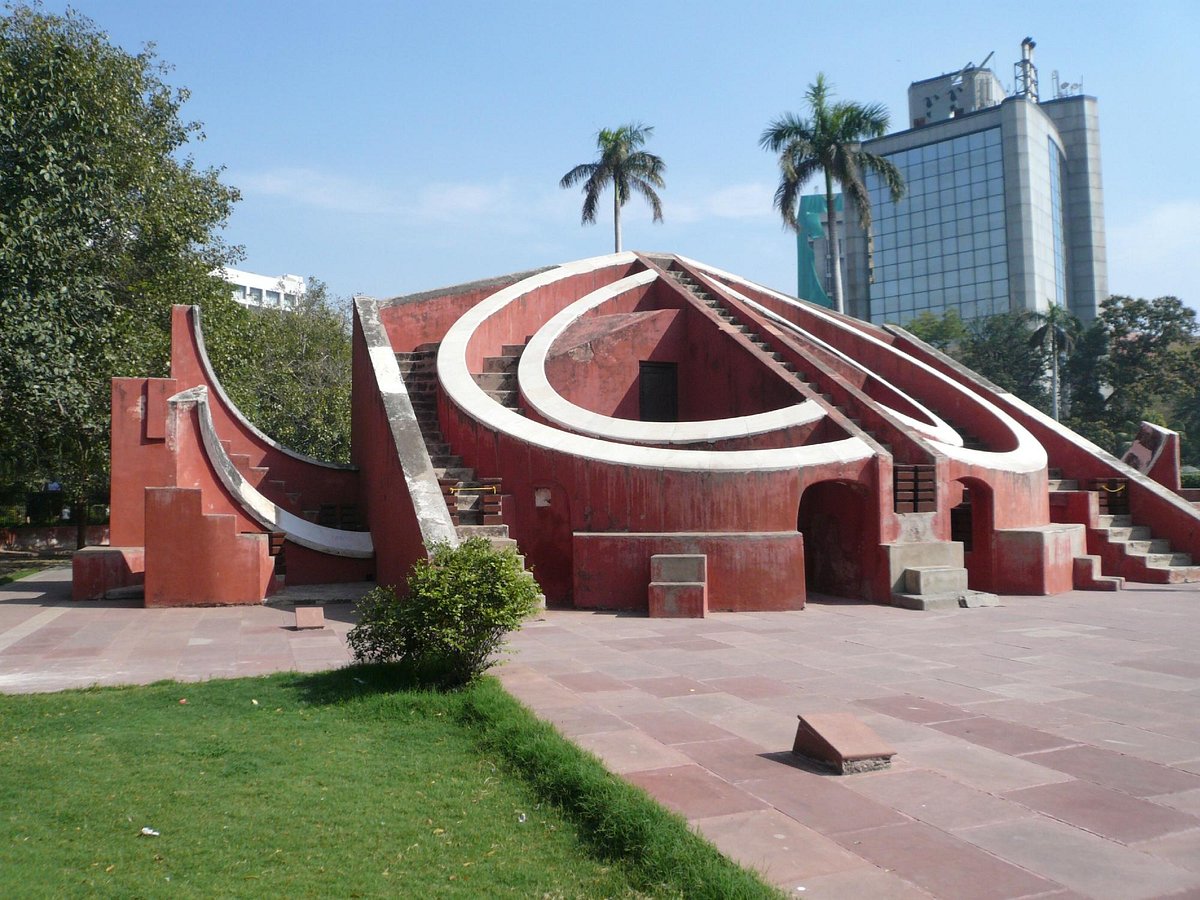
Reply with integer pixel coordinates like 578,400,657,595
219,268,306,311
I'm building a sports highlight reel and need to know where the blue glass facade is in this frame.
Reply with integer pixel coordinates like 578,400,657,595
1048,138,1067,308
865,127,1008,324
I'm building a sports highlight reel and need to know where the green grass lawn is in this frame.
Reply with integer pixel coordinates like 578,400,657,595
0,666,780,898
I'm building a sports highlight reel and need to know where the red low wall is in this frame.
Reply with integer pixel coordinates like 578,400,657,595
572,531,805,612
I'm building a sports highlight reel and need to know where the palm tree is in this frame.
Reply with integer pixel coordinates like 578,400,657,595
560,123,665,253
760,74,904,314
1028,301,1081,421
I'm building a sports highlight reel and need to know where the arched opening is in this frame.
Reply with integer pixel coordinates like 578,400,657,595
950,477,995,591
798,480,872,600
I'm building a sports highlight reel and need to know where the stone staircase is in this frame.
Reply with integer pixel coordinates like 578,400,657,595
1048,471,1199,585
476,344,526,412
222,442,362,530
892,564,998,611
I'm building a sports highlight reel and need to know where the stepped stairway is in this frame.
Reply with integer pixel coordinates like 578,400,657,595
1049,471,1199,585
221,442,362,530
395,345,543,606
669,268,998,609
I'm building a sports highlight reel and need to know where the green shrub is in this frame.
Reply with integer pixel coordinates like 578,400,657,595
348,538,541,687
1182,470,1200,489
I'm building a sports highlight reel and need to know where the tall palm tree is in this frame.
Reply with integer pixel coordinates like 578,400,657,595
560,123,665,253
1028,301,1081,421
761,74,904,314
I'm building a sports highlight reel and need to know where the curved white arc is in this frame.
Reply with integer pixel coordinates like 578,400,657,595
438,257,875,471
685,258,1048,475
518,271,826,444
183,387,374,558
712,282,961,447
188,307,356,471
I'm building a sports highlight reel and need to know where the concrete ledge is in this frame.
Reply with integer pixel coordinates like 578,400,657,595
904,565,968,594
72,547,145,601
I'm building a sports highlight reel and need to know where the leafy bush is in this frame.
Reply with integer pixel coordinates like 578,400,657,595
1183,470,1200,489
348,538,541,687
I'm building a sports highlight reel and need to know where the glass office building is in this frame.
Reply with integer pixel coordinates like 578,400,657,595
832,53,1107,327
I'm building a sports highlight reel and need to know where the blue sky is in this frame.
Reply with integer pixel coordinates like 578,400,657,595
36,1,1200,312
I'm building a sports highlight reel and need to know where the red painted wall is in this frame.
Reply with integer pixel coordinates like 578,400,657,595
572,532,806,611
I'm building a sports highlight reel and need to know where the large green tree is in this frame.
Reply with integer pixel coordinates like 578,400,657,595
559,123,665,253
213,280,353,464
0,5,240,536
760,74,904,314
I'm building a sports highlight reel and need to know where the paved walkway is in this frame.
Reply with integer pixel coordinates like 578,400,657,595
4,568,1200,898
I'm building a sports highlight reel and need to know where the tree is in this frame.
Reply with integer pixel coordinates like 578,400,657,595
760,74,904,314
961,311,1051,410
210,280,353,464
1027,302,1081,421
559,123,665,253
904,309,968,354
0,5,240,544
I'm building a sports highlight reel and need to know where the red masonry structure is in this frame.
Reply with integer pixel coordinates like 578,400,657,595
76,252,1200,609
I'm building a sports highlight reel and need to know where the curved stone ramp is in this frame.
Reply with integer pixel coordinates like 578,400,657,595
517,268,829,446
437,253,874,473
180,386,373,558
684,257,1048,476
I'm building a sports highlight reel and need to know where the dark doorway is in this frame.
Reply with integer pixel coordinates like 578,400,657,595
797,480,870,599
639,361,678,422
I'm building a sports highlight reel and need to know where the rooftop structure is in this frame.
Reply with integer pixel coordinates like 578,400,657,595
219,267,306,311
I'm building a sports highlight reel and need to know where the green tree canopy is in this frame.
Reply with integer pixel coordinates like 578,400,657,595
760,74,904,314
0,5,239,517
559,123,665,253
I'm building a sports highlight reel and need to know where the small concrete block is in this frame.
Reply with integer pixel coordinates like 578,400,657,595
792,712,897,774
892,592,961,611
294,606,325,629
650,553,707,584
649,581,707,618
959,591,1000,608
904,566,968,594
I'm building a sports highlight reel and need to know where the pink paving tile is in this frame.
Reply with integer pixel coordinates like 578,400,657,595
1052,720,1200,766
741,767,908,835
830,820,1060,900
545,671,631,693
1021,744,1200,798
571,729,695,774
1116,657,1200,679
958,816,1200,899
1130,828,1200,874
930,716,1079,756
692,809,864,887
677,736,788,784
700,674,797,700
624,764,766,819
538,707,630,738
787,866,939,899
858,694,975,724
621,710,738,745
900,738,1073,794
1004,779,1200,844
625,675,718,698
846,768,1037,831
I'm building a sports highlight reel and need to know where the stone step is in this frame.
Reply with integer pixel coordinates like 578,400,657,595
1106,525,1152,541
1121,539,1173,554
892,590,999,611
488,390,519,406
433,467,473,481
500,344,526,357
1135,552,1194,567
473,372,517,391
1098,514,1132,528
904,566,968,595
1072,555,1123,591
1048,479,1080,491
483,356,519,374
456,524,511,539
